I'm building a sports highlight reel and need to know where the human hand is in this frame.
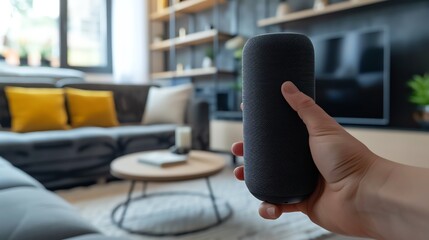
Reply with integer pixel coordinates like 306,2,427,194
232,81,385,237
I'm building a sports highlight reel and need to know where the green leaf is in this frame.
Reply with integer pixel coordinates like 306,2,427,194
407,73,429,105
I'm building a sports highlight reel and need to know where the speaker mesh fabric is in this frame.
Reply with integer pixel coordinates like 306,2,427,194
243,33,318,204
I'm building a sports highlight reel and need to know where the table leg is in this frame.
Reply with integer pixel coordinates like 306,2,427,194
111,180,233,236
119,180,136,227
205,177,221,223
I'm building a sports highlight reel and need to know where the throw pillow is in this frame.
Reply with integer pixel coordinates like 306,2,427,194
142,84,193,125
66,88,119,128
5,87,68,133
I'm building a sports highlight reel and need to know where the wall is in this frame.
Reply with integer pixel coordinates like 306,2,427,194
276,0,429,130
262,0,429,130
160,0,429,130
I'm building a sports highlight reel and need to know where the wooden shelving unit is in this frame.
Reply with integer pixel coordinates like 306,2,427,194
258,0,386,27
150,0,226,21
151,67,233,80
150,30,232,51
149,0,238,116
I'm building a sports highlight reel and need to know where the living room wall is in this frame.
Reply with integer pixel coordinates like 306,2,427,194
277,0,429,130
172,0,429,130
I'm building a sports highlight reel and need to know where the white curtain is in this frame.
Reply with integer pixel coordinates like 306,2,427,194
112,0,149,84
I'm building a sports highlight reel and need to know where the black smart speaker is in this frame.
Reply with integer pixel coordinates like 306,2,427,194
242,33,319,204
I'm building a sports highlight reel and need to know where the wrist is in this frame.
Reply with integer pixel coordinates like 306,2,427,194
355,155,397,239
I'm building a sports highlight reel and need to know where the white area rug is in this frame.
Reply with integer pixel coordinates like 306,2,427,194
57,161,332,240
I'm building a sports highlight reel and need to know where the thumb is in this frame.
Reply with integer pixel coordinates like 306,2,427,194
281,81,341,136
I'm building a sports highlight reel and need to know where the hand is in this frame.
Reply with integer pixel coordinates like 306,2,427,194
232,81,383,237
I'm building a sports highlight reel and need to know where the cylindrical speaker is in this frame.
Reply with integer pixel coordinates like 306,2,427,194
242,33,319,204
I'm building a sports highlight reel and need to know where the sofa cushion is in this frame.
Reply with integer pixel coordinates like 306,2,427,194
0,128,117,185
103,124,176,154
5,128,116,163
0,131,32,163
0,157,43,190
66,88,119,128
142,84,193,125
0,66,84,80
0,187,98,240
0,81,56,128
58,82,154,124
5,87,69,132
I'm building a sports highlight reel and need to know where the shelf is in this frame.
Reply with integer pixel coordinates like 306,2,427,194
258,0,386,27
150,0,226,22
150,30,232,51
151,67,233,80
215,111,243,120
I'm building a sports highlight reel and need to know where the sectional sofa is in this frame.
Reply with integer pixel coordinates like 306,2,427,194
0,156,123,240
0,65,85,82
0,79,209,189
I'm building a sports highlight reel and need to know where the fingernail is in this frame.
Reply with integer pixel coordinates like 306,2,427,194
267,207,276,218
282,81,299,94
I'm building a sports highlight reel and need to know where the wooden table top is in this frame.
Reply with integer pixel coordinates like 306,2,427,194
110,150,226,182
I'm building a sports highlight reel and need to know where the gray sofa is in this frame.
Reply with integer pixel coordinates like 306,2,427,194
0,156,124,240
0,65,85,82
0,80,209,189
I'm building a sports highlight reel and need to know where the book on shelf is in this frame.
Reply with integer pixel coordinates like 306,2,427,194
138,152,188,167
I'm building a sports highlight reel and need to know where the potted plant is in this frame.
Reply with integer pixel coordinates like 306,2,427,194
41,40,53,67
408,73,429,127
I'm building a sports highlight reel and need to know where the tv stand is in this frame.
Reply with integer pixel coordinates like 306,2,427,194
210,120,429,169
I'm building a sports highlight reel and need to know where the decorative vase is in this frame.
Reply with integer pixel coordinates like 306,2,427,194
176,63,184,72
153,35,163,43
413,105,429,128
276,2,291,16
202,56,213,68
179,28,186,38
313,0,328,10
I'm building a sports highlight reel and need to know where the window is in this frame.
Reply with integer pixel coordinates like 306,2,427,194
62,0,112,72
0,0,112,73
0,0,60,67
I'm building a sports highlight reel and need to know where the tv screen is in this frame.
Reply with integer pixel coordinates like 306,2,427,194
313,28,390,125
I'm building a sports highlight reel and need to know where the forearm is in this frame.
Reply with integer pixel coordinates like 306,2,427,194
358,157,429,240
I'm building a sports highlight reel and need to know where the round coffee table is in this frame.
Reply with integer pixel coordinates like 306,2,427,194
110,150,233,236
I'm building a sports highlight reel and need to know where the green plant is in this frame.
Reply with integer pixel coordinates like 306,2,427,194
205,47,214,60
408,73,429,106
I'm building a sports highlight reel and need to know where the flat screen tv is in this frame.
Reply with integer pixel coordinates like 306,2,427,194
312,28,390,125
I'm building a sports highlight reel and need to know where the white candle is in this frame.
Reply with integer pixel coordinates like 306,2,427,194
175,126,192,149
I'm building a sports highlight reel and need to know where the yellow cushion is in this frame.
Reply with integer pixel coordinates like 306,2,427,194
65,88,119,128
5,87,68,133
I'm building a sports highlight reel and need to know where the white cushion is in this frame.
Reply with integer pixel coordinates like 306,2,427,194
142,84,193,125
